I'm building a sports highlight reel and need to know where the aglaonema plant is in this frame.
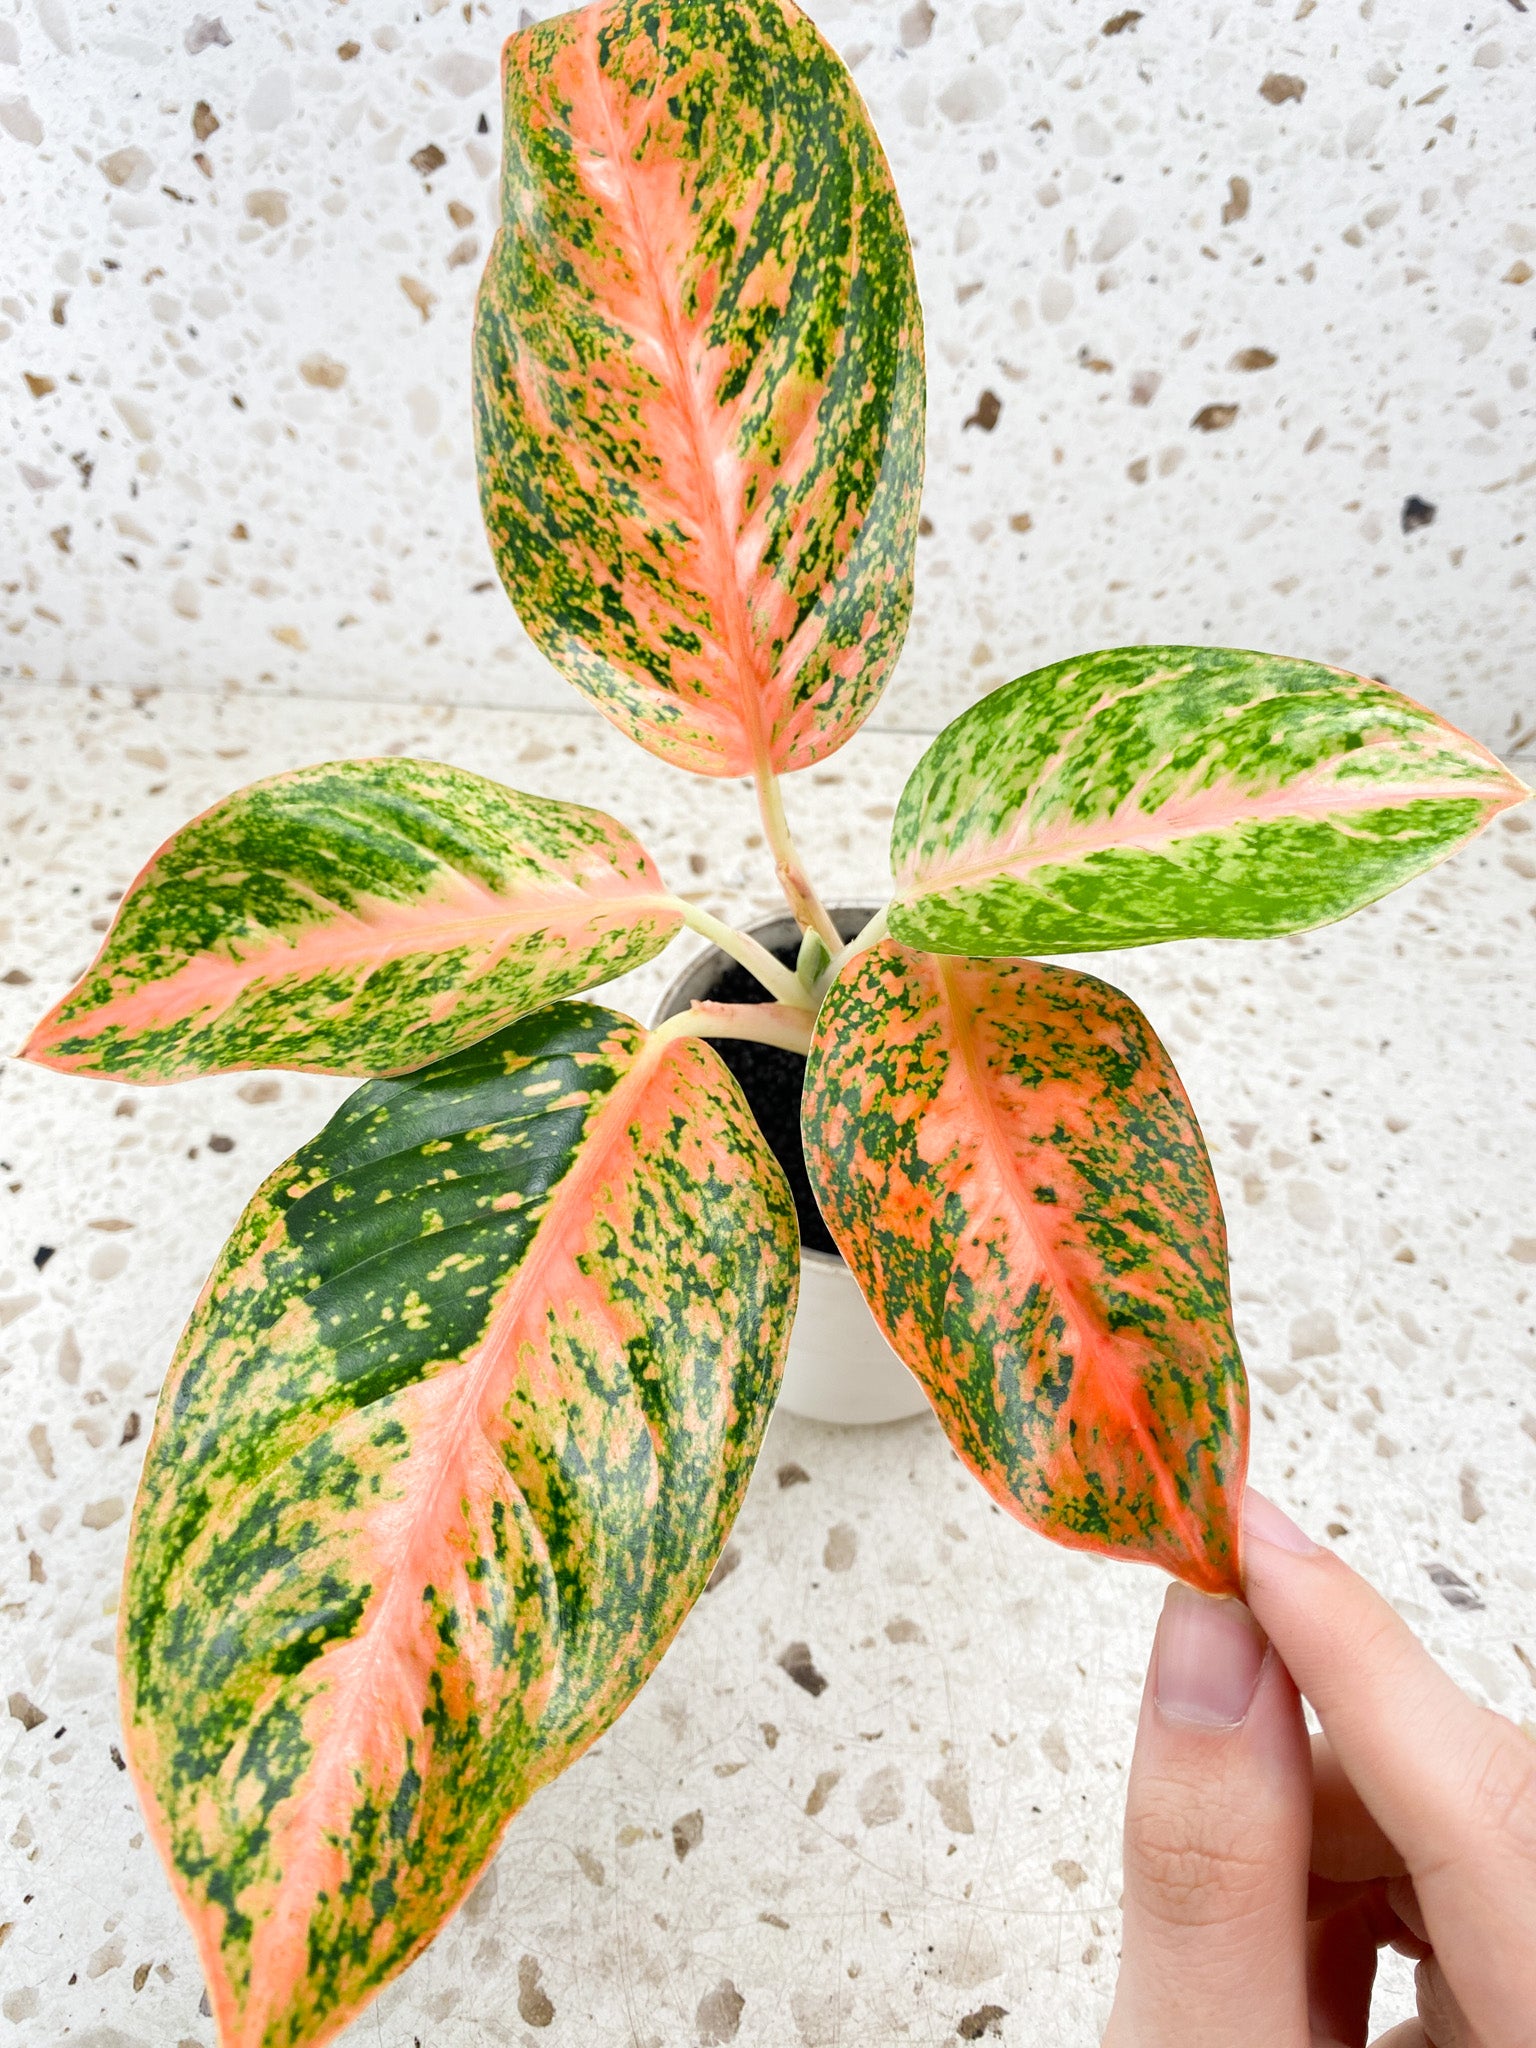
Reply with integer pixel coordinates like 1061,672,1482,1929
17,3,1528,2043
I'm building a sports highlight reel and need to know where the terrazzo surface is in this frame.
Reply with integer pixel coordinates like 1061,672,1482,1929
1,681,1534,2045
2,0,1535,756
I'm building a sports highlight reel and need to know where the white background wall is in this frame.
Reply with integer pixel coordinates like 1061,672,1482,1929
2,0,1534,756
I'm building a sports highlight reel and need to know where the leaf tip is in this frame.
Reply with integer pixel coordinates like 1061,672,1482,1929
1158,1535,1242,1601
16,1014,62,1070
1172,1484,1246,1600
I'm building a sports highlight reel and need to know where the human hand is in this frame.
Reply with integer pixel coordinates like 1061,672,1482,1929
1102,1492,1536,2047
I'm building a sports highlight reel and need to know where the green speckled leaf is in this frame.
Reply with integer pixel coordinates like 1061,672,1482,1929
474,0,924,777
803,940,1247,1594
23,759,681,1082
121,1002,797,2048
890,646,1529,954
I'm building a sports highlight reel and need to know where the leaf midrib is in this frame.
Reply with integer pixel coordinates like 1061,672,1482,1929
902,760,1503,907
931,956,1205,1561
230,1026,676,2037
47,877,675,1046
582,17,773,772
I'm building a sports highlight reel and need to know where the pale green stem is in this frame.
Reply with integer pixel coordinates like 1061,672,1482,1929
668,899,814,1011
795,923,831,995
817,902,890,997
650,999,815,1058
753,762,842,954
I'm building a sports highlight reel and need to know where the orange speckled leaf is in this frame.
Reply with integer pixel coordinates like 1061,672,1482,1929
474,0,924,777
121,1003,797,2048
22,758,681,1083
803,941,1247,1593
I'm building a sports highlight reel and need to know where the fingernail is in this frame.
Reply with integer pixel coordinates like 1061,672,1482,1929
1154,1585,1267,1729
1243,1488,1318,1557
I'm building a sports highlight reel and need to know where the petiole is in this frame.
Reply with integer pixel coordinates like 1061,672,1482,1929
753,762,842,954
650,999,815,1058
669,900,816,1011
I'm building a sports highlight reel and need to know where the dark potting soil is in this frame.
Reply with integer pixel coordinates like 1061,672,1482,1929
693,946,841,1259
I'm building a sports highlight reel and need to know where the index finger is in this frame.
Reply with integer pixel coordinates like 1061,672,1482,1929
1241,1490,1536,2043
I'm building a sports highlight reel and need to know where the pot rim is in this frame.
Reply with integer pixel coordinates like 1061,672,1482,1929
801,1245,849,1270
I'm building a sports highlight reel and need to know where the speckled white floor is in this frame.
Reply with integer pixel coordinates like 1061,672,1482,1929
1,680,1533,2046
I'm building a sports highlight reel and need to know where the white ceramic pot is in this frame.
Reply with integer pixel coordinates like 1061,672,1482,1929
655,910,930,1427
776,1245,931,1425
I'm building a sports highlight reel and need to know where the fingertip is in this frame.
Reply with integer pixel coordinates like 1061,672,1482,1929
1238,1498,1407,1742
1154,1584,1267,1731
1242,1488,1320,1562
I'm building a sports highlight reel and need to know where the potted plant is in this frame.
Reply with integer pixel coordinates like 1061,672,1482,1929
18,2,1527,2044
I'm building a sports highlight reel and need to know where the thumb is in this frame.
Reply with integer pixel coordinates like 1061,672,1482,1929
1104,1583,1312,2048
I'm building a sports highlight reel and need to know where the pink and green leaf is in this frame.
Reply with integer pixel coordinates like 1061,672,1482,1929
890,645,1530,955
474,0,924,778
803,940,1247,1594
121,1001,798,2048
22,758,681,1083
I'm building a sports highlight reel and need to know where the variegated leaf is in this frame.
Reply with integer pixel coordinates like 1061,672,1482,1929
890,646,1529,955
22,758,681,1083
122,1002,797,2048
474,0,924,778
803,940,1247,1594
